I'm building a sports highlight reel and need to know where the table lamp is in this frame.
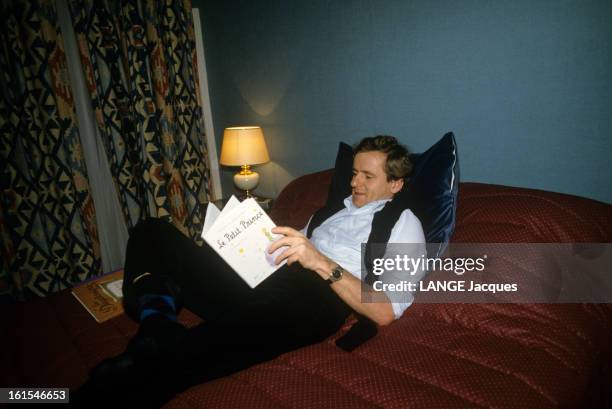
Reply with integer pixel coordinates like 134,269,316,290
219,126,270,197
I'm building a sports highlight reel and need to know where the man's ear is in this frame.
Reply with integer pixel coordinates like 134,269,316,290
390,178,404,194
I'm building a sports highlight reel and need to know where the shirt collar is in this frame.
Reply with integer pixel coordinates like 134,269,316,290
343,195,391,214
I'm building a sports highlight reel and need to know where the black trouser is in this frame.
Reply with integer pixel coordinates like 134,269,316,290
122,218,352,390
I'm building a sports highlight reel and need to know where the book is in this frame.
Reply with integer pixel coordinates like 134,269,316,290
71,269,124,323
201,196,286,288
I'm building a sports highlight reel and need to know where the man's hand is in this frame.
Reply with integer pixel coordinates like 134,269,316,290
267,226,334,279
268,226,395,326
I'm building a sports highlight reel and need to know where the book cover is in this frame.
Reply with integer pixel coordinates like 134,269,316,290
71,269,124,323
201,196,286,288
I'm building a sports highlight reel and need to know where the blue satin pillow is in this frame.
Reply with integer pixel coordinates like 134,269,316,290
404,132,459,256
330,133,459,256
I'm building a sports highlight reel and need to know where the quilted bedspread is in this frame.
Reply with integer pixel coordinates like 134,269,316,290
162,177,612,408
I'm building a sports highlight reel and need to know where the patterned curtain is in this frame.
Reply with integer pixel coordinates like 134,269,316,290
0,0,102,299
69,0,212,239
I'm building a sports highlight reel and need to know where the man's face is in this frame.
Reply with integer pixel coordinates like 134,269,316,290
350,151,404,208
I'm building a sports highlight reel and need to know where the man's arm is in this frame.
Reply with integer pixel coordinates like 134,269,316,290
268,226,395,326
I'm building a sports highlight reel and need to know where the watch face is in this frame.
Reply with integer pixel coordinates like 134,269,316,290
332,268,343,280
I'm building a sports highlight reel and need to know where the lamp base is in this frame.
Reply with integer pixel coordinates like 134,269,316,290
234,166,260,198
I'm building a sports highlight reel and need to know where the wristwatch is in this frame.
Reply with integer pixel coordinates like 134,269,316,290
327,265,344,284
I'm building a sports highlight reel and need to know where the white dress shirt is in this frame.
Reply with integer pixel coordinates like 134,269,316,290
304,196,426,319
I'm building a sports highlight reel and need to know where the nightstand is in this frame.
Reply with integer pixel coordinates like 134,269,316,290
253,196,273,211
211,195,274,212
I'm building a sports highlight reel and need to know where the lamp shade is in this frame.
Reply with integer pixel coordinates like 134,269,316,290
220,126,270,166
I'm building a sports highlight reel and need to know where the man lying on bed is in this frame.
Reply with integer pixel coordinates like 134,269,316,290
73,135,425,408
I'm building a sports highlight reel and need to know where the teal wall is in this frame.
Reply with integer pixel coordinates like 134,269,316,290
195,0,612,204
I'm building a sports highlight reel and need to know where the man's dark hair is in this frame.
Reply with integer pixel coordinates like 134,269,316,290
354,135,413,181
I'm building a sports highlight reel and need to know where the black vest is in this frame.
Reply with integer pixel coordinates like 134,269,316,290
306,188,410,351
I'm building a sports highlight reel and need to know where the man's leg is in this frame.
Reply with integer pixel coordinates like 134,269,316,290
75,220,352,406
122,218,255,322
114,264,353,405
73,218,258,406
118,217,255,369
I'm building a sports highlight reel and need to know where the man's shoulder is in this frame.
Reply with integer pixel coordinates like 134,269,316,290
391,208,425,241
